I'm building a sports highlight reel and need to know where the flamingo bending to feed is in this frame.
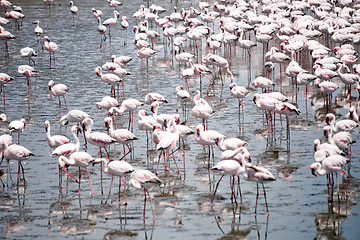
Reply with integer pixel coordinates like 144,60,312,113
93,158,134,204
58,151,95,195
129,169,162,221
48,80,69,115
274,101,300,140
96,96,119,112
45,120,70,148
104,117,138,161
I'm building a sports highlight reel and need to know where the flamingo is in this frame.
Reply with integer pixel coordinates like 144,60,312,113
93,158,134,204
95,66,122,98
20,47,37,68
44,36,59,70
325,113,359,133
96,96,119,112
91,8,102,19
155,116,180,174
244,163,276,215
345,106,359,122
310,155,349,194
315,79,339,107
144,92,168,105
81,117,115,159
274,102,301,140
129,169,162,221
189,59,213,95
253,94,280,132
45,120,70,148
5,10,24,30
323,126,356,153
138,109,157,145
111,55,133,67
104,117,138,161
215,137,248,151
0,27,15,57
203,53,233,82
60,109,90,145
211,155,247,206
136,47,157,73
251,76,275,92
58,151,95,195
9,118,25,144
176,85,190,119
103,10,119,39
96,17,107,48
1,142,34,187
313,138,344,156
18,65,37,98
192,90,214,128
0,72,14,106
51,125,81,156
32,20,43,49
108,98,143,130
69,1,78,27
229,83,248,119
48,80,69,115
195,124,225,167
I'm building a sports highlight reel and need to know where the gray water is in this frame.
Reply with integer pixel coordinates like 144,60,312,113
0,0,360,239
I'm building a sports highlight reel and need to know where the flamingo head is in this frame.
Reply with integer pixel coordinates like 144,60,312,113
44,120,50,131
310,162,320,177
325,113,335,125
323,126,332,138
104,117,112,128
95,66,102,76
229,83,236,90
0,113,6,122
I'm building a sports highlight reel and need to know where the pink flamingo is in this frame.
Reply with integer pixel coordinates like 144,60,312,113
129,169,162,221
274,102,300,140
69,1,78,27
108,98,143,130
310,155,348,199
215,137,248,151
229,83,248,119
81,117,115,159
144,92,168,105
58,151,94,195
5,10,24,30
95,66,122,98
251,76,275,92
96,96,119,113
136,47,157,73
48,80,69,115
0,27,15,57
111,55,132,66
32,20,43,49
1,142,34,187
96,17,106,48
120,16,129,45
323,126,356,153
51,125,81,156
138,109,158,145
189,59,213,96
20,47,37,68
45,120,70,148
103,10,119,40
18,65,36,98
91,8,102,19
211,155,247,205
176,85,190,119
93,158,134,204
104,117,138,161
0,72,14,106
155,116,180,174
44,36,58,70
195,124,225,167
244,163,276,215
192,90,214,128
325,113,358,133
9,118,25,144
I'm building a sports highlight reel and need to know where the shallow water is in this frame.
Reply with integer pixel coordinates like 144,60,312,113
0,0,360,239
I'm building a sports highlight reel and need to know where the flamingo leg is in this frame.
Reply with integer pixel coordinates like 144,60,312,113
86,168,93,195
63,95,68,112
262,183,269,215
62,167,79,183
211,175,224,206
122,176,128,205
